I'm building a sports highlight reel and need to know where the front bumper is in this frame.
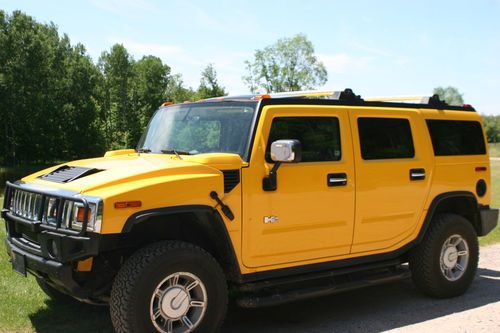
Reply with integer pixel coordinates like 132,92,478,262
478,207,499,236
1,182,114,300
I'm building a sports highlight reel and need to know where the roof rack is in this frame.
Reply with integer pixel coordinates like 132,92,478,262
365,94,449,107
255,88,363,102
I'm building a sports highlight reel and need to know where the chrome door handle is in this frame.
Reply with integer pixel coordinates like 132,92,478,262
410,168,425,180
327,173,347,187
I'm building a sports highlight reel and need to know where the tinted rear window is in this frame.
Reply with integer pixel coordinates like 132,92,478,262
358,118,415,160
426,120,486,156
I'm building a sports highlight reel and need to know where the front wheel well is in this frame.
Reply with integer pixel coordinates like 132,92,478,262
125,209,240,282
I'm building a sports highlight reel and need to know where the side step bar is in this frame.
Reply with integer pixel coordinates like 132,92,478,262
236,263,410,308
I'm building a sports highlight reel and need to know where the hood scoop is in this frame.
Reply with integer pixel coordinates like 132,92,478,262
38,165,103,183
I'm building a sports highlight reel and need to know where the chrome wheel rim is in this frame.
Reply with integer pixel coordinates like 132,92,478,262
150,272,207,333
440,234,469,281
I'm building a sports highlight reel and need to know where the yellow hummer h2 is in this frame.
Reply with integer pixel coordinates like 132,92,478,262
3,89,498,332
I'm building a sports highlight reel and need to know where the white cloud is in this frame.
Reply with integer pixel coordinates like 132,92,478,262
108,37,251,93
318,53,371,74
88,0,156,15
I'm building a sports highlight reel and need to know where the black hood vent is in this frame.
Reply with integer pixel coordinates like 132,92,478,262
38,165,103,183
222,170,240,193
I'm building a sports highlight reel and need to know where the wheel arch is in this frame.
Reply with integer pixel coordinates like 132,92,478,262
418,191,481,243
122,205,241,282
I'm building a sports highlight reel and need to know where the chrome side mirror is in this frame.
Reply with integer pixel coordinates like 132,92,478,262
270,139,302,163
263,139,302,191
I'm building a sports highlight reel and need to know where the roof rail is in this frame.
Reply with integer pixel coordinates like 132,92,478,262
365,94,449,107
256,88,363,102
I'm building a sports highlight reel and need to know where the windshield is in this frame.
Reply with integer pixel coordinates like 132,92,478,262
138,101,258,159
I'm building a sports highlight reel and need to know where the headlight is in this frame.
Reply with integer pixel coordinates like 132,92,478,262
42,197,102,232
71,202,102,232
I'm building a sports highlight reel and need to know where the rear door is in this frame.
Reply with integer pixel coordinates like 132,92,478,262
349,108,433,254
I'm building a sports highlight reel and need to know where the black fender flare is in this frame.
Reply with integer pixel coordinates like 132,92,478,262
417,191,480,241
122,205,241,281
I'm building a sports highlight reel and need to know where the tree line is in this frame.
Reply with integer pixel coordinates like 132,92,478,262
0,10,226,166
1,10,498,166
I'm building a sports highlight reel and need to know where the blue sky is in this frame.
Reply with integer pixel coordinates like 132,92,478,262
1,0,500,114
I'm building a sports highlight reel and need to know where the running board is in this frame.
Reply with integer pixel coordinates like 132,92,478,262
236,264,410,308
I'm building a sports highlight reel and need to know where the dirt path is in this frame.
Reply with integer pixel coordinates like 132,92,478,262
223,244,500,332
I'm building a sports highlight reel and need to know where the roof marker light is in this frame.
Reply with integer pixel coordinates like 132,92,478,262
161,102,173,107
253,94,271,100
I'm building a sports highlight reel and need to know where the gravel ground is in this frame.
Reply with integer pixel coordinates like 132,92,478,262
223,244,500,332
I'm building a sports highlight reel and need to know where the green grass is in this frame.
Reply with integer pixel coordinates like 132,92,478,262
0,197,113,333
0,163,499,332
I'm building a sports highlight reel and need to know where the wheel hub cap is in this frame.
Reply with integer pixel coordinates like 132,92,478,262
160,287,190,319
443,246,458,268
439,234,470,282
150,272,207,333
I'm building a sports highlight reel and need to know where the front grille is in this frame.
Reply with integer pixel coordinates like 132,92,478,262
4,183,94,236
11,189,43,221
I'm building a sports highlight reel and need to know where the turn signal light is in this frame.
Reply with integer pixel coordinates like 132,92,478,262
114,201,142,209
475,166,487,172
76,207,85,222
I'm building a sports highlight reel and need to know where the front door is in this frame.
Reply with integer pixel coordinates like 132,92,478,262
241,105,355,268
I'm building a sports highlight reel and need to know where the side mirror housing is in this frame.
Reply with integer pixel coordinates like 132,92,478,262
270,140,302,163
263,140,302,191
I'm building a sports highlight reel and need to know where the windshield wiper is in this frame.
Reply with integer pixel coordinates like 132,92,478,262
137,147,151,153
161,149,192,160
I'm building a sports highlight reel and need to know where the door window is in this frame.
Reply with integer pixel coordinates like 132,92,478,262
358,117,415,160
266,117,341,162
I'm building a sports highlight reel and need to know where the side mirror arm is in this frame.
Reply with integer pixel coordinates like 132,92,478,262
262,162,281,192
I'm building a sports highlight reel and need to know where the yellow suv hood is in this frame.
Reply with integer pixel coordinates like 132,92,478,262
22,153,243,194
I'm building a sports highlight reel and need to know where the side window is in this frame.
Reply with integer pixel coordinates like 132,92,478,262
266,117,341,162
426,120,486,156
358,117,415,160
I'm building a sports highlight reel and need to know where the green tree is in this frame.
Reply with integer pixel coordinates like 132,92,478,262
98,44,135,148
433,86,464,106
0,10,104,165
482,115,500,143
243,34,327,93
130,55,171,141
196,64,226,99
165,73,196,103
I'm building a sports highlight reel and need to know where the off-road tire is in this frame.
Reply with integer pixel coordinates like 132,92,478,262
409,213,479,298
36,277,77,303
110,241,228,333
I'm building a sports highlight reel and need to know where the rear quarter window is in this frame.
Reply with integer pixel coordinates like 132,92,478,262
426,120,486,156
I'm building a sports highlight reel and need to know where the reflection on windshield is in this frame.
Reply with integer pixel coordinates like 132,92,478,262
138,101,257,158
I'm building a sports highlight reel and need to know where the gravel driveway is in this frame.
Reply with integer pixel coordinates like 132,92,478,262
223,244,500,332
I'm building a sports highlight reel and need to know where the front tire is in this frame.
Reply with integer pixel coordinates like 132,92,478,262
409,213,479,298
110,241,228,333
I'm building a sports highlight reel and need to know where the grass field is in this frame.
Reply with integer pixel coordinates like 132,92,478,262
0,163,500,332
488,143,500,158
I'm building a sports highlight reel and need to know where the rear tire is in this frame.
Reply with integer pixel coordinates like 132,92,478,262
409,213,479,298
110,241,228,333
